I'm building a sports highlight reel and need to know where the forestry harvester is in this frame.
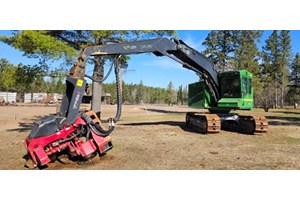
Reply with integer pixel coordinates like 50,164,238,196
24,38,268,168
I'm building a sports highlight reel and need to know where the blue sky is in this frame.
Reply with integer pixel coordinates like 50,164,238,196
1,30,300,89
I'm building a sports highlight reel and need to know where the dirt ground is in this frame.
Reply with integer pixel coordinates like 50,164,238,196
0,103,299,170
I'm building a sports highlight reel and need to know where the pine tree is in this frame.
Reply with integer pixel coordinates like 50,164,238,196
287,53,300,106
290,53,300,86
262,31,280,75
202,30,237,72
233,31,262,70
261,31,281,109
261,31,292,108
135,80,144,104
166,81,176,106
260,30,292,109
233,31,263,97
278,30,292,107
182,86,189,105
177,85,183,105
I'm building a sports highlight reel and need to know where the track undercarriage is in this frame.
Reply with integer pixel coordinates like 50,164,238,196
186,112,268,134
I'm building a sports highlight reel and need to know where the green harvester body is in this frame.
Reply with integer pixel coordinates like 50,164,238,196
188,70,254,113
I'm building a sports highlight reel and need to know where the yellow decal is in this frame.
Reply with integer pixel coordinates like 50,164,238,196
244,99,253,102
77,80,83,87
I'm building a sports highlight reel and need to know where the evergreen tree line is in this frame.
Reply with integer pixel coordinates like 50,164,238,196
0,58,187,105
103,81,188,105
0,58,66,94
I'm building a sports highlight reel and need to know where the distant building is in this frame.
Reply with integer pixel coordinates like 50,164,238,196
24,93,63,103
0,92,17,104
82,93,111,104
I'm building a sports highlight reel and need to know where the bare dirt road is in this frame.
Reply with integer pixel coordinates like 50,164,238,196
0,104,299,170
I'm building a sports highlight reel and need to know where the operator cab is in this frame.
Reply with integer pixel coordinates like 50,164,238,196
217,70,253,110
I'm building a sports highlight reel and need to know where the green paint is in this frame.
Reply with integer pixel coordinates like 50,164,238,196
188,70,254,112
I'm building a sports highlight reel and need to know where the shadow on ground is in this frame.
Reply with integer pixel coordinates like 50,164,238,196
121,121,201,134
7,122,34,132
121,120,280,136
142,108,194,114
267,116,300,126
269,110,300,115
6,115,49,133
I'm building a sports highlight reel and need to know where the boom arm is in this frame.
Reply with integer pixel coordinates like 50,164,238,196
80,38,220,105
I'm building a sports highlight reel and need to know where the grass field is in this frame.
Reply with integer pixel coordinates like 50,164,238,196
0,104,299,170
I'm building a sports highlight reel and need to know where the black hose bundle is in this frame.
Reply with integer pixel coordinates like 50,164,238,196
81,112,114,137
112,54,122,123
82,54,123,137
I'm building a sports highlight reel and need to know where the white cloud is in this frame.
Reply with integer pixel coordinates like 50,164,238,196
181,35,205,52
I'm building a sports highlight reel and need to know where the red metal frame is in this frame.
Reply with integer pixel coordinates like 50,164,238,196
24,113,112,167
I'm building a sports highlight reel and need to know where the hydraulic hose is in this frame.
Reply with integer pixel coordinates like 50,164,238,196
81,112,114,137
82,54,123,137
100,55,122,124
85,125,91,139
84,58,114,83
100,60,114,83
89,121,114,137
112,54,122,123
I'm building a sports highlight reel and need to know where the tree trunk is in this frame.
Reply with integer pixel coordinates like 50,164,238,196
91,57,104,118
275,79,278,109
280,86,284,108
120,68,123,101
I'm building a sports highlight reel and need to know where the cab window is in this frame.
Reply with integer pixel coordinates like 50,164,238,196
220,76,241,98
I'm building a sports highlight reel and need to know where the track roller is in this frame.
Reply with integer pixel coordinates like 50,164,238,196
186,112,221,134
220,114,268,134
239,114,268,134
